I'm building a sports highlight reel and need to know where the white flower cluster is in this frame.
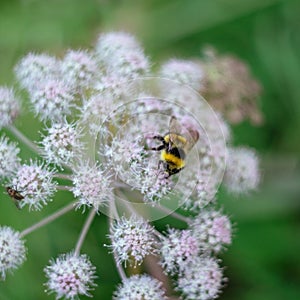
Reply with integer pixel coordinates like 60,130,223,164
190,210,232,253
160,229,200,275
107,216,157,267
0,135,20,178
113,274,167,300
95,31,150,78
159,59,204,90
60,50,98,90
177,256,223,300
0,87,20,128
11,160,57,210
14,53,59,91
40,120,83,166
224,147,260,194
72,163,113,211
0,31,262,300
0,227,26,279
44,252,97,300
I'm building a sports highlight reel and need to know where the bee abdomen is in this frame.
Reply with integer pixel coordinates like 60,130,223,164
168,147,186,159
161,149,185,169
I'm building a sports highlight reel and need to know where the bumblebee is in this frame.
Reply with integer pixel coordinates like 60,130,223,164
6,186,24,209
151,116,199,177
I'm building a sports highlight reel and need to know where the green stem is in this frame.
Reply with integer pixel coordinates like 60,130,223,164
74,208,97,256
20,202,75,237
8,125,41,155
57,185,72,191
109,199,127,281
54,173,73,180
156,205,190,223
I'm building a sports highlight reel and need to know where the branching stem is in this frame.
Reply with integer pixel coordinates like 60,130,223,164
20,202,75,237
156,205,190,223
109,199,127,281
57,185,72,191
54,173,73,180
8,125,41,155
74,208,97,256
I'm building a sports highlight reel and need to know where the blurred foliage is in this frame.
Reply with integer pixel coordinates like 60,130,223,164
0,0,300,299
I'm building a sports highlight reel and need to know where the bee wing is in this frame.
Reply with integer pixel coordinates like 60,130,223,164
168,116,183,145
168,115,200,151
184,128,200,152
169,116,182,135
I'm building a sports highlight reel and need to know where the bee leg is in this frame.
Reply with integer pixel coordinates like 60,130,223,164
151,136,164,149
151,144,165,151
152,135,164,142
146,135,165,151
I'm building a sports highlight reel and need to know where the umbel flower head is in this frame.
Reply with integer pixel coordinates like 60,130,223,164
60,49,98,90
113,274,167,300
11,160,57,210
14,52,59,91
29,78,75,122
0,226,26,279
160,229,200,275
72,162,113,211
224,147,260,194
40,120,83,167
190,210,232,253
0,135,20,178
107,216,157,267
44,252,97,300
95,31,150,78
0,86,20,128
159,59,204,90
176,256,223,300
200,47,263,125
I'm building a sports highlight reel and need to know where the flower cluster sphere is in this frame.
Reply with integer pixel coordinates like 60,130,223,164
0,31,262,300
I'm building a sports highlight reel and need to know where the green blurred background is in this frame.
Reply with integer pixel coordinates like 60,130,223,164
0,0,300,299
